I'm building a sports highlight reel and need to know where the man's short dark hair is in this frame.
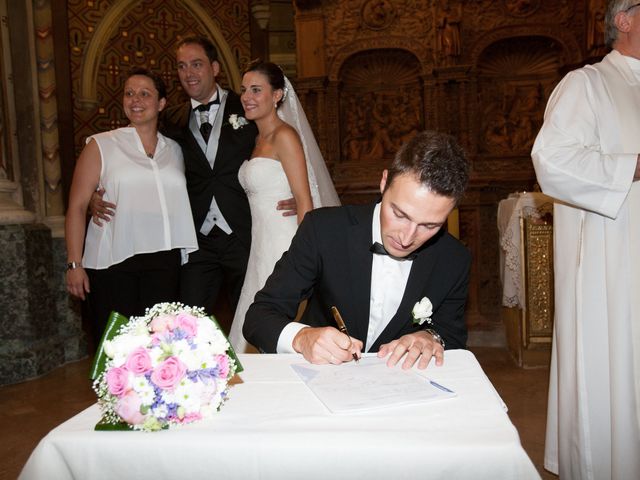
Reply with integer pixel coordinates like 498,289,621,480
385,130,469,204
175,35,218,63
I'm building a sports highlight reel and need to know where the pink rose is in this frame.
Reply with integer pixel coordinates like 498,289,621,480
150,314,175,334
125,346,152,374
151,356,186,390
116,391,146,425
215,354,230,378
106,366,129,397
175,313,198,338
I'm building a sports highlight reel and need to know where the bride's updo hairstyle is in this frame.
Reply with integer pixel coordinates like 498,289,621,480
243,60,286,107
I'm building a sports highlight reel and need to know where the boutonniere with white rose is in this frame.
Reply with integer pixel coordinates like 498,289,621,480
228,113,248,130
412,297,433,325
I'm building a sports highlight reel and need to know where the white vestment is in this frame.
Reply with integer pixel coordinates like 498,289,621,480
532,49,640,479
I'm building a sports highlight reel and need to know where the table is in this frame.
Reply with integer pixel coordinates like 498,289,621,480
20,351,540,480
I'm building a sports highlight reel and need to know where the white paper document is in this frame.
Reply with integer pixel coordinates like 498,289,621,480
291,356,456,414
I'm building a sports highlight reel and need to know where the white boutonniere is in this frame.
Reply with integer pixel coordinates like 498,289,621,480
412,297,433,325
228,113,248,130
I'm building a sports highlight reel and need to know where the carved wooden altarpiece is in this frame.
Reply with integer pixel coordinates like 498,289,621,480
293,0,589,341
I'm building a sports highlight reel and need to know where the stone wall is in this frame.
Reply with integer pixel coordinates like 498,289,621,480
0,225,85,385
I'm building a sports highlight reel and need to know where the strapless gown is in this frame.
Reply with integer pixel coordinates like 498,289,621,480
228,157,298,352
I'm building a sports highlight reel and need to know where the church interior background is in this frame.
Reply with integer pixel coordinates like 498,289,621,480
0,0,608,384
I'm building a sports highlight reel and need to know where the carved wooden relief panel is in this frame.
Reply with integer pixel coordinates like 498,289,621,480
291,0,591,339
323,0,433,74
334,49,423,186
503,0,541,17
476,36,563,165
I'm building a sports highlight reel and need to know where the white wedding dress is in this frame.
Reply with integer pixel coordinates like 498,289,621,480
228,76,340,353
228,157,298,353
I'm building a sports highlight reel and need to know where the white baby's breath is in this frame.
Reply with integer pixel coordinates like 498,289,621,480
105,332,150,366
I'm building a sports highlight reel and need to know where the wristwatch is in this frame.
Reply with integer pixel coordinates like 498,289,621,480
66,261,81,271
424,328,445,348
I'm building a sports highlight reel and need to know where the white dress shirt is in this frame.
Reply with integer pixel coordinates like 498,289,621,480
366,203,413,350
277,203,413,352
83,128,198,269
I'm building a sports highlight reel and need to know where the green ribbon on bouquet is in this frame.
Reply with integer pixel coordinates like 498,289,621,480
89,311,129,381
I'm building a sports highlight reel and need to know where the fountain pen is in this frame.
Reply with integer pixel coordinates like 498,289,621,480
330,305,360,363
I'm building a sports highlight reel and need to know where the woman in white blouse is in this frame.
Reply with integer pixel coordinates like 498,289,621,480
65,68,197,346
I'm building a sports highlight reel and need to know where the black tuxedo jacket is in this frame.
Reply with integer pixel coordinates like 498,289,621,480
244,203,471,353
160,91,257,248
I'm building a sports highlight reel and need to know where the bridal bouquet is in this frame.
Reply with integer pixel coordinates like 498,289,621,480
90,302,241,432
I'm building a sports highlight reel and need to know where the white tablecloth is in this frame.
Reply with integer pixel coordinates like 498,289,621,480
497,192,554,308
19,351,540,480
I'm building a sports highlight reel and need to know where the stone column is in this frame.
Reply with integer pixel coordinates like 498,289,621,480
0,0,85,386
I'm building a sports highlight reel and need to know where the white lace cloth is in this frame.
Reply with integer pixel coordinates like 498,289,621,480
497,192,554,308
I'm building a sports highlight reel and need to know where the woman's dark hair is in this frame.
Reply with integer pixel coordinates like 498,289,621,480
243,60,286,106
126,67,167,100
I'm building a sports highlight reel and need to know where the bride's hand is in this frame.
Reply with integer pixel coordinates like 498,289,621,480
276,197,297,217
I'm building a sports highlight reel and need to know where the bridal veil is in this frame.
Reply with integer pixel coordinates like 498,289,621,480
277,77,341,208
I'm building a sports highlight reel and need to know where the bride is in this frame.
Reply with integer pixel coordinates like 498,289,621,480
228,61,340,353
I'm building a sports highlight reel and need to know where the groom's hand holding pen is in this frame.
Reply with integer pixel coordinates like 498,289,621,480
291,308,362,365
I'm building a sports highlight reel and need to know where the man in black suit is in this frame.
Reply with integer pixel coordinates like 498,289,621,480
243,130,471,369
159,36,257,314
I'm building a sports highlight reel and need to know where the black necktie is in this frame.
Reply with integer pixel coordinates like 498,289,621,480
199,122,212,143
370,241,418,261
370,242,388,255
194,98,220,143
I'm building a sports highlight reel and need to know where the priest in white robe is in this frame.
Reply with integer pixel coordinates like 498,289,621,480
531,1,640,478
